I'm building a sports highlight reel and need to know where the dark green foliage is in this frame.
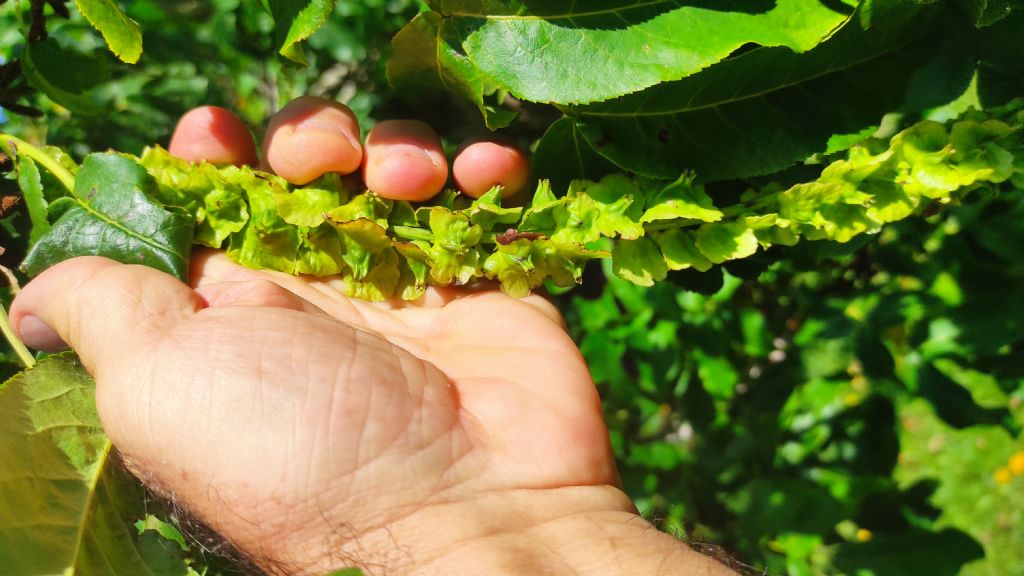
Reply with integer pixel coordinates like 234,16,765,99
0,1,1022,575
561,189,1024,575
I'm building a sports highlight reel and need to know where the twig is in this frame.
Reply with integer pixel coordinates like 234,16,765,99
28,0,47,42
46,0,70,18
0,263,20,295
0,134,75,193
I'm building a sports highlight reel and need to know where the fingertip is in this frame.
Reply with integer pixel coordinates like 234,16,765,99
453,140,530,199
169,106,259,167
264,96,363,185
12,314,67,352
10,257,113,351
363,120,448,202
9,257,203,371
364,151,448,203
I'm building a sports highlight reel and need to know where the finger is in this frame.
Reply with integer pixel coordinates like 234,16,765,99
453,140,530,199
195,279,330,318
9,257,203,375
263,96,363,185
188,248,402,332
168,106,259,167
363,120,448,202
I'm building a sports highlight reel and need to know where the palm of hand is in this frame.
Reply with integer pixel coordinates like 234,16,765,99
108,250,616,566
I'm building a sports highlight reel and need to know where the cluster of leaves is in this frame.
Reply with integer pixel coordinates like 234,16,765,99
7,100,1022,301
568,173,1024,575
391,0,1022,187
0,0,1022,575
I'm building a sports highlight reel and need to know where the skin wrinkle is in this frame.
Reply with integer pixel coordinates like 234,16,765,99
134,331,192,467
304,413,478,574
593,513,625,573
290,324,353,500
278,327,446,565
348,332,378,474
309,338,344,504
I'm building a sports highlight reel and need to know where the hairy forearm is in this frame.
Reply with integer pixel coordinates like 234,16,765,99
269,485,737,576
414,508,736,576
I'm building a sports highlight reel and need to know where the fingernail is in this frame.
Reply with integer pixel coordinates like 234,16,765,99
15,314,68,351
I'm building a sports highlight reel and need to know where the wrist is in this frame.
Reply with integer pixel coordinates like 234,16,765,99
272,485,734,576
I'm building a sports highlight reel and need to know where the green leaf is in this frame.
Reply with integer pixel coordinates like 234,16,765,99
263,0,337,65
931,358,1010,410
533,117,618,190
325,218,401,300
640,174,722,224
276,174,345,227
73,0,144,63
296,224,345,276
972,11,1024,106
485,238,606,296
16,156,50,245
483,239,540,298
653,229,713,272
21,40,110,115
421,208,484,285
465,187,522,231
228,181,301,274
0,353,190,575
574,174,646,239
833,529,984,576
395,242,430,301
22,153,195,280
568,0,939,180
533,239,607,288
196,186,249,248
519,180,569,233
954,0,1017,27
388,12,516,129
898,118,1016,198
326,191,392,228
539,175,645,245
612,237,668,287
428,207,482,251
135,515,188,552
407,0,855,105
694,222,759,264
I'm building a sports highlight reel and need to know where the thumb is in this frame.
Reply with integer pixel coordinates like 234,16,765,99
9,257,203,376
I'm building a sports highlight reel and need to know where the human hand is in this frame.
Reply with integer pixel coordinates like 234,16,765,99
10,98,733,575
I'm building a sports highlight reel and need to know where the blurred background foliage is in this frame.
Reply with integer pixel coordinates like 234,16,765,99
1,1,1022,575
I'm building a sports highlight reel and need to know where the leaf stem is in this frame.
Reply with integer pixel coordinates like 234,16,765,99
720,193,779,218
0,133,75,193
0,305,34,368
